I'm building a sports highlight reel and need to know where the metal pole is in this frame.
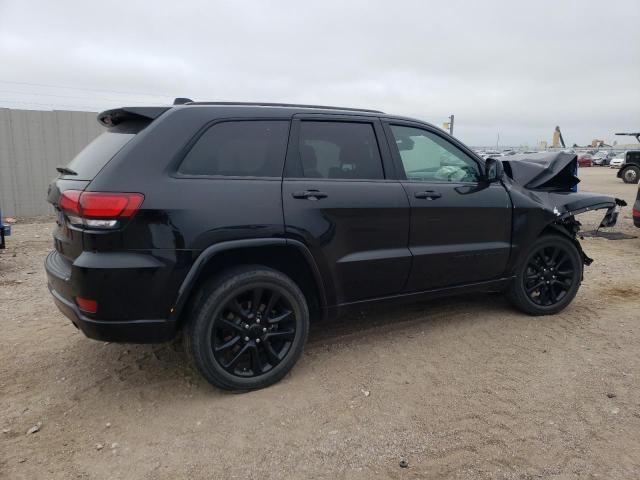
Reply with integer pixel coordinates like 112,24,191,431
449,114,454,136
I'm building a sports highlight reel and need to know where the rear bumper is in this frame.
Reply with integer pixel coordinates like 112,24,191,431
45,250,178,343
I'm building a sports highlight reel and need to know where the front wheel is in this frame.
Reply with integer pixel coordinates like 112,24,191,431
507,235,583,316
184,266,309,391
621,165,640,184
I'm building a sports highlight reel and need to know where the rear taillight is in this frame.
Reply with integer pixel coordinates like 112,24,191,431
75,297,98,314
58,190,82,216
59,190,144,229
633,207,640,219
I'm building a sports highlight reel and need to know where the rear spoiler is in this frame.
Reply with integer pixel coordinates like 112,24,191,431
97,107,170,127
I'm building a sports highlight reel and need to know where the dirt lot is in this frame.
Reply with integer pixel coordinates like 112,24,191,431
1,167,639,479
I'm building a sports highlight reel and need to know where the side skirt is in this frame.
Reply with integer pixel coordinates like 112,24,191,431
327,277,514,319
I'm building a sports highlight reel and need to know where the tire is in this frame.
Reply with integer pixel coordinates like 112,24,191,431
184,265,309,391
507,234,583,316
621,165,640,184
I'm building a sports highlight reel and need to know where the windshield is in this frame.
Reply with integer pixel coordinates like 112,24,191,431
63,132,135,180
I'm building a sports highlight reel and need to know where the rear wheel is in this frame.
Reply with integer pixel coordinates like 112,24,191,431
507,235,583,316
621,165,640,184
184,266,309,391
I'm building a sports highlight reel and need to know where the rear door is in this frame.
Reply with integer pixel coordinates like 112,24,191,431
282,115,411,305
384,121,512,291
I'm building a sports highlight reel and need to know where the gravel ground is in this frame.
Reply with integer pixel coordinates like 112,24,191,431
1,167,639,479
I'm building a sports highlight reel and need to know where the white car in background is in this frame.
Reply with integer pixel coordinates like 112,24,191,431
610,152,625,168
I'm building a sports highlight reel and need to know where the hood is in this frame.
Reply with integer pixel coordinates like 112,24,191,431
500,152,579,192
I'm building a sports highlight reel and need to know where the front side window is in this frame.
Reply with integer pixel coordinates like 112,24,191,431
390,125,480,183
297,121,384,180
179,121,289,177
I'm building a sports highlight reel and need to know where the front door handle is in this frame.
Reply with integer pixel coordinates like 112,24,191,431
414,190,442,200
292,190,328,200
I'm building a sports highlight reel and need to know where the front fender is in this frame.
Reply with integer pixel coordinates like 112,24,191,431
505,180,626,274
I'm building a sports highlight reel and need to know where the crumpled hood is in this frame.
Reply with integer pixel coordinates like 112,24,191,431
499,152,627,229
500,152,579,191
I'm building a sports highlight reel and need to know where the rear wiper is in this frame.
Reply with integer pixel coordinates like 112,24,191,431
56,166,78,175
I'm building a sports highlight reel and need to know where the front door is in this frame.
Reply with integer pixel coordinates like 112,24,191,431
384,122,512,291
282,116,411,305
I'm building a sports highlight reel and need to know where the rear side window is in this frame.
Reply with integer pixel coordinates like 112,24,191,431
297,121,384,180
179,121,289,177
64,132,134,180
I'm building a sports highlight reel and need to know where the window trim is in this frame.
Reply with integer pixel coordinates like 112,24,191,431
382,119,486,185
284,115,395,181
172,118,292,180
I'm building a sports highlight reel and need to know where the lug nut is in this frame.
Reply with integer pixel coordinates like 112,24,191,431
263,327,267,332
244,324,249,329
256,338,261,343
256,319,260,324
244,336,250,342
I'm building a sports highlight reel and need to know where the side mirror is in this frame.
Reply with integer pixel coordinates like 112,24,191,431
484,157,504,182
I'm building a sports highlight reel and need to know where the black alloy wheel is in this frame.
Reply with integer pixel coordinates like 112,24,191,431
523,245,577,306
212,287,296,377
507,234,583,316
185,266,309,391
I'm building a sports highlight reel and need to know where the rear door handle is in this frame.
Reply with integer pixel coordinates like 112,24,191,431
414,190,442,200
292,190,328,200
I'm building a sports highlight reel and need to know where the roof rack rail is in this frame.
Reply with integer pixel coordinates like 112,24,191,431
183,101,384,114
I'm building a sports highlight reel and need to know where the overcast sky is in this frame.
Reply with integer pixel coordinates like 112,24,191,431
1,0,638,146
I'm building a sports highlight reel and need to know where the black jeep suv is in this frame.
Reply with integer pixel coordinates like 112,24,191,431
46,101,624,390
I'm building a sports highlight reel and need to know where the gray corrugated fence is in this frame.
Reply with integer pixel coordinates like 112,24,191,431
0,108,104,217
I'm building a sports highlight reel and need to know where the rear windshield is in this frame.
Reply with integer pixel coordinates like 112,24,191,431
63,132,135,180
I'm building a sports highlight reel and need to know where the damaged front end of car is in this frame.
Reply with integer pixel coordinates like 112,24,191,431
499,152,627,268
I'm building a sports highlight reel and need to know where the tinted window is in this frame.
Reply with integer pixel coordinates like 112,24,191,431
628,152,640,162
390,125,480,182
298,122,384,180
64,132,134,180
179,121,289,177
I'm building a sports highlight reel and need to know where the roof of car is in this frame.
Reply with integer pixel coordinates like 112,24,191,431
181,101,385,115
98,101,438,130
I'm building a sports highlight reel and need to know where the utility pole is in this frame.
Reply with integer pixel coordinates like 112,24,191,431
442,114,455,135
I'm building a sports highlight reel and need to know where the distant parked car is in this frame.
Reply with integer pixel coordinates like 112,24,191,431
577,154,593,167
616,151,640,184
610,152,625,169
481,150,502,159
593,151,613,166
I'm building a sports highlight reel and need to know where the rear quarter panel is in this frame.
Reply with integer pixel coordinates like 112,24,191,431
83,107,290,318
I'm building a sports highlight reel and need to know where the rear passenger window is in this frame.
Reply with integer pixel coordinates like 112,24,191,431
179,121,289,177
297,121,384,180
